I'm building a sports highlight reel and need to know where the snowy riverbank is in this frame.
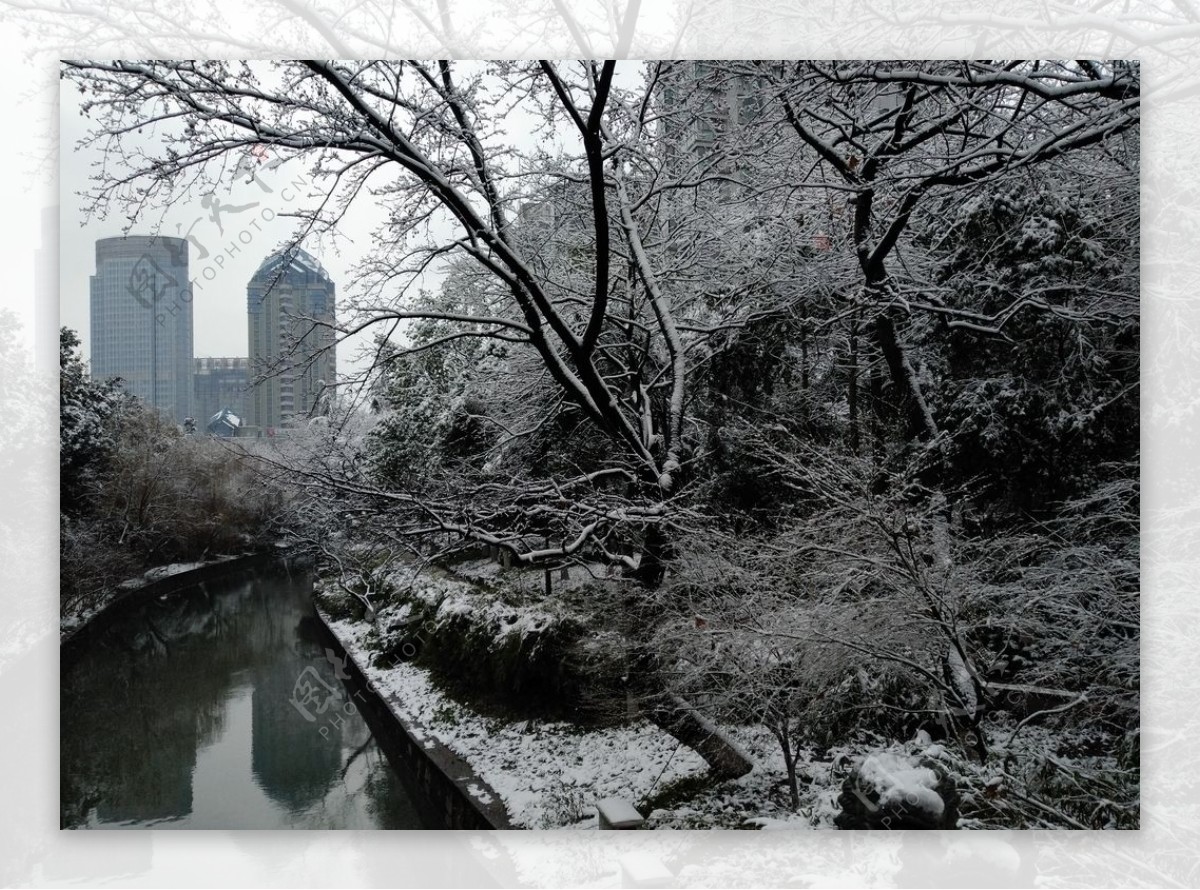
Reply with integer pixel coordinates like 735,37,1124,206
60,550,286,644
318,559,938,830
322,605,1093,831
324,613,712,828
318,556,1118,830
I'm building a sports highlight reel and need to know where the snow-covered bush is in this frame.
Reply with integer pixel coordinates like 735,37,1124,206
835,751,960,829
60,382,287,614
651,539,894,809
94,408,283,562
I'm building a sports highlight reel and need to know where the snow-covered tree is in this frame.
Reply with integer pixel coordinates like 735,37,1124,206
59,327,126,514
63,60,1137,579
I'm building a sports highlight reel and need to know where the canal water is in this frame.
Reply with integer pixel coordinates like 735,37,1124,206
60,560,437,829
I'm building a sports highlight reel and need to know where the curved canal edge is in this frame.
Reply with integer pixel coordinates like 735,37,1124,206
314,604,513,830
60,550,288,652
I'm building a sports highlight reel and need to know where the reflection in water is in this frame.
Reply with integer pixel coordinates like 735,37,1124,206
61,561,434,829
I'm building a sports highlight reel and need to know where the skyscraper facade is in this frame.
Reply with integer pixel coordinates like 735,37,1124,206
656,62,768,199
246,247,336,434
90,235,193,422
193,356,250,428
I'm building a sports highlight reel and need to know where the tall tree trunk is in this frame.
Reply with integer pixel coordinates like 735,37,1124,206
632,524,672,588
869,362,885,470
873,311,937,445
800,321,810,392
848,313,860,455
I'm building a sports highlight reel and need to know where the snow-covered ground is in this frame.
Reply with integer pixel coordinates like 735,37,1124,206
327,615,711,829
325,606,899,830
331,558,848,829
367,560,851,828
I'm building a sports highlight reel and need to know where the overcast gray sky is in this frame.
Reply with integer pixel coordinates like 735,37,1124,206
58,62,646,375
59,77,367,365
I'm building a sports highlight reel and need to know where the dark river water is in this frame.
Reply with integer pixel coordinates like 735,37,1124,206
60,560,436,829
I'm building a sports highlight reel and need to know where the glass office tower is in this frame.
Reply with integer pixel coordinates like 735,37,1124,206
246,247,336,434
89,235,193,422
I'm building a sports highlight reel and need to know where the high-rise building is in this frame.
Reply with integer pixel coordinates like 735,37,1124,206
193,356,249,428
90,235,193,422
657,62,766,171
246,247,336,434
